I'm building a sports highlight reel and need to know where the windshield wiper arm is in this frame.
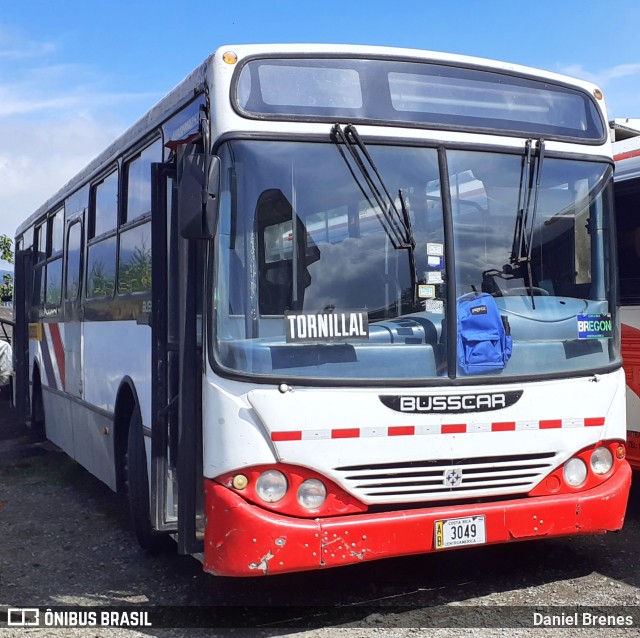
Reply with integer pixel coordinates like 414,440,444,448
510,138,545,309
525,139,545,307
511,139,533,265
331,123,417,309
398,188,419,308
331,123,414,250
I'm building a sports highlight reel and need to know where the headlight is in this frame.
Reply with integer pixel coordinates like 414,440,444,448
256,470,288,502
591,446,614,475
563,458,587,487
297,479,327,510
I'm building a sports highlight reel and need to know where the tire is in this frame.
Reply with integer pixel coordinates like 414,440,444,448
124,407,172,553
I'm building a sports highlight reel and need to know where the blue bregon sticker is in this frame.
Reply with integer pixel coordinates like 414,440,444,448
577,314,613,339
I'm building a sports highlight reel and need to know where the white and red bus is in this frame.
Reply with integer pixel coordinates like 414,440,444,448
613,135,640,468
12,44,630,576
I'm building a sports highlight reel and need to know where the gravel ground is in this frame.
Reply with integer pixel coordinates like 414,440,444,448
2,395,640,638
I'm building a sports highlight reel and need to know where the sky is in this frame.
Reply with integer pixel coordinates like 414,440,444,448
2,0,640,270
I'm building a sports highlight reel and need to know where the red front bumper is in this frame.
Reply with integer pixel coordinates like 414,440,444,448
203,462,631,577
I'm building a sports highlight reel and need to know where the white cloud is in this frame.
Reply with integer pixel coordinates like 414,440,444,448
0,31,160,269
0,26,57,60
0,114,120,270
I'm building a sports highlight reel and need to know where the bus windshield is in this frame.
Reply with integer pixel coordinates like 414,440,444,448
212,139,617,382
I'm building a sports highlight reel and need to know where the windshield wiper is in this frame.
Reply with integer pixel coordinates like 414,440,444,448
510,138,545,309
331,124,415,250
331,123,417,307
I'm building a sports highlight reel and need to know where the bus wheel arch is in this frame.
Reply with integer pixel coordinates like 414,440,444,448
115,378,171,552
114,379,137,496
31,364,46,440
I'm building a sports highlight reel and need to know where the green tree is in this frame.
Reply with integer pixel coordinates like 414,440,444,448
0,234,13,301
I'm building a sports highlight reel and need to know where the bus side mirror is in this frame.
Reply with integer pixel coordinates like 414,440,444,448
178,145,220,239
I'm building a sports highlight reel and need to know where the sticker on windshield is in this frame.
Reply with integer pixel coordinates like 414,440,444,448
427,243,444,257
424,299,444,314
285,311,369,343
577,314,613,340
426,271,443,284
418,284,436,299
428,255,444,269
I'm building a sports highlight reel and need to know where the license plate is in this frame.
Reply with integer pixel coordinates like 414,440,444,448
434,515,486,549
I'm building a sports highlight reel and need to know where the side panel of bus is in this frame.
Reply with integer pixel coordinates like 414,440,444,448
614,159,640,468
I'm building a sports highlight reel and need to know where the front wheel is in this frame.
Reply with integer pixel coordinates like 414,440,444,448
124,407,172,553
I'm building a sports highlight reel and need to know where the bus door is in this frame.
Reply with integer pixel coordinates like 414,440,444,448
13,248,32,423
150,153,204,553
64,220,84,399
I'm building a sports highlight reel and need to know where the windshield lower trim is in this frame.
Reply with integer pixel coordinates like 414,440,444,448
206,344,623,388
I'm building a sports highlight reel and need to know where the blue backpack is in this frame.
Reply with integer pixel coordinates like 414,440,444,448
457,292,512,374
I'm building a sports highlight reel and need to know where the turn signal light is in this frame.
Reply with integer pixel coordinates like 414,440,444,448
222,51,238,65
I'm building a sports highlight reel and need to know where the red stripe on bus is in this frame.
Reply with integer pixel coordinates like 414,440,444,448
585,417,605,427
48,323,66,390
442,424,466,434
331,428,361,439
492,421,516,431
614,149,640,162
271,431,302,441
540,419,562,429
388,425,416,436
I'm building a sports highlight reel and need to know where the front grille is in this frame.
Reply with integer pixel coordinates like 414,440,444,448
334,452,558,504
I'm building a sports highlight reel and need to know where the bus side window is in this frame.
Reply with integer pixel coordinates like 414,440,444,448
86,236,117,299
90,169,118,240
65,222,83,301
118,222,151,294
86,169,119,299
33,264,45,309
44,209,64,308
32,222,45,309
124,139,162,224
45,258,63,307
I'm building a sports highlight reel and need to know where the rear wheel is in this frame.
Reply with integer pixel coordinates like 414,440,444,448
124,407,172,553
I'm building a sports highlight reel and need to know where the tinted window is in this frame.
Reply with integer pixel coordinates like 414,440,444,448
65,223,82,300
50,209,64,255
92,170,118,238
236,58,605,142
86,236,117,298
125,139,162,222
118,222,151,294
46,258,63,306
33,265,45,307
34,224,45,263
255,65,362,108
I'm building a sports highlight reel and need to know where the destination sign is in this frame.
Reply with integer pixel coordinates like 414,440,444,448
285,311,369,343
